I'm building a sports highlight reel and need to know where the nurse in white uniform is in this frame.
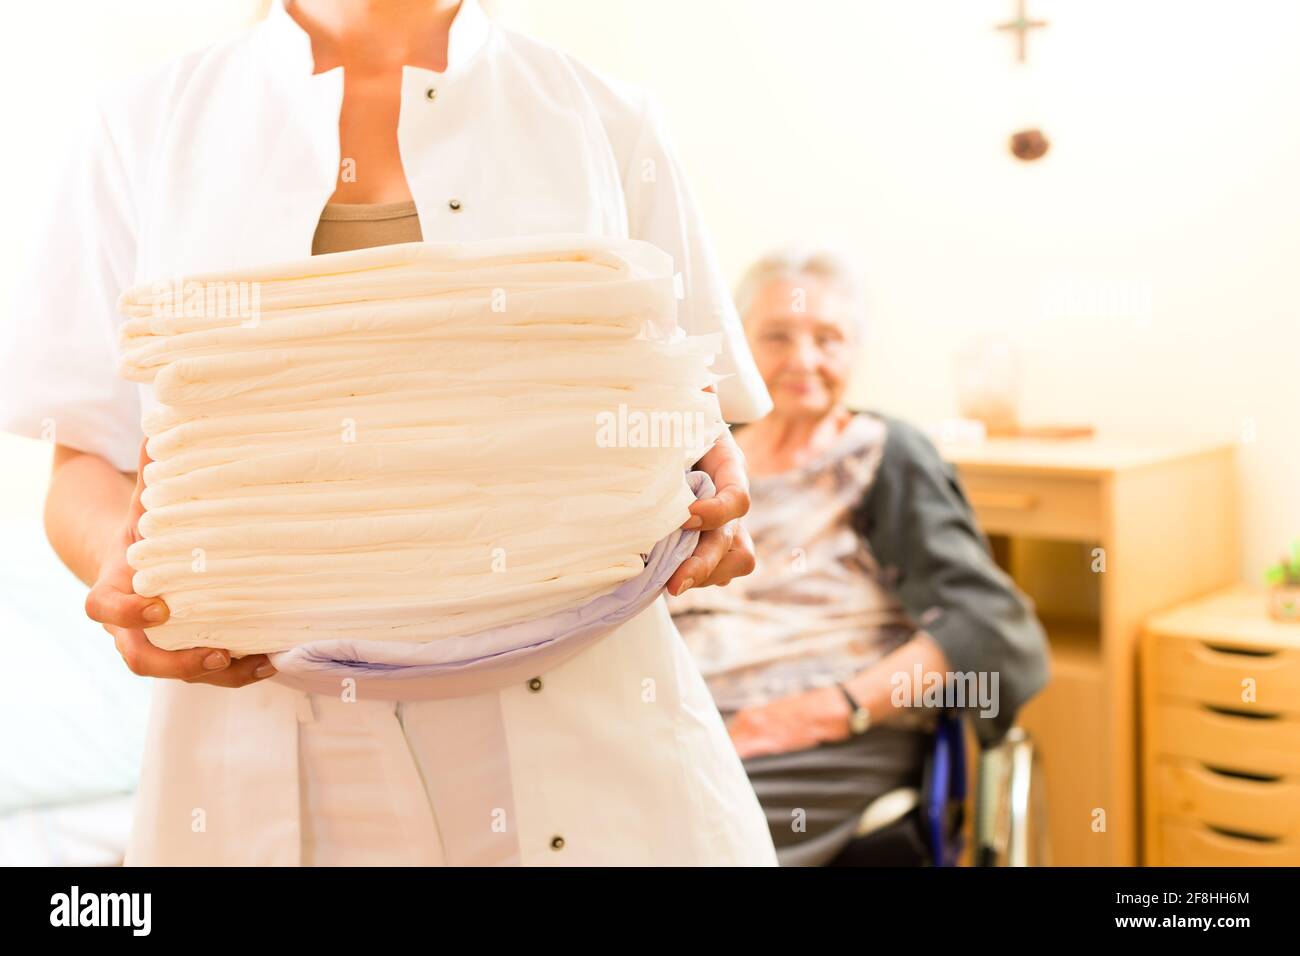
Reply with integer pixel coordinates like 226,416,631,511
0,0,778,865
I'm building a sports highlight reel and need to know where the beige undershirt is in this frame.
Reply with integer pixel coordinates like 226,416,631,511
311,200,423,255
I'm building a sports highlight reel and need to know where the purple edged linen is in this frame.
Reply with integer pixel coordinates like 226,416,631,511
268,471,714,700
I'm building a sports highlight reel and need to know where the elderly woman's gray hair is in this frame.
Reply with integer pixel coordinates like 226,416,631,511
733,247,867,337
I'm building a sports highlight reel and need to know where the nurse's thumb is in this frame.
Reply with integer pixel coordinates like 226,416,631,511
87,580,170,630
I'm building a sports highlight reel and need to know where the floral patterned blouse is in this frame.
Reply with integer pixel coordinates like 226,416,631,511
668,413,917,714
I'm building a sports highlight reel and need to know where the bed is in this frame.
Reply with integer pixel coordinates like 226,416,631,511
0,516,150,865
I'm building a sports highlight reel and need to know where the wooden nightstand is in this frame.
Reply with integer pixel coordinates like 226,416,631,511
941,436,1238,866
1142,587,1300,865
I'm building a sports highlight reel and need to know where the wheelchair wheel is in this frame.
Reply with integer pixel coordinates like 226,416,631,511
973,727,1050,866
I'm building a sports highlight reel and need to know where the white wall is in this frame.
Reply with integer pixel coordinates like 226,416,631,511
0,2,262,517
506,0,1300,580
2,1,1296,578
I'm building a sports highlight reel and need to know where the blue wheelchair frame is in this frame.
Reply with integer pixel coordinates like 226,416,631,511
921,709,968,866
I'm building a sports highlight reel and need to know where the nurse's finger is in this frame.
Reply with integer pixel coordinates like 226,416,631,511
86,579,169,630
684,482,750,532
129,439,151,528
685,432,750,531
109,624,231,680
668,521,736,595
187,654,276,689
87,443,173,630
698,523,756,588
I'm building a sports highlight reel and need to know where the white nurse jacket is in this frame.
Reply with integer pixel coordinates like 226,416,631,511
0,0,778,865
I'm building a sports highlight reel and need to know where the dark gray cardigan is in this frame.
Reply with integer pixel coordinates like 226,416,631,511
732,411,1050,747
847,413,1050,746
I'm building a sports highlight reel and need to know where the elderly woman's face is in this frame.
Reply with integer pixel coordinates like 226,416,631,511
744,274,857,418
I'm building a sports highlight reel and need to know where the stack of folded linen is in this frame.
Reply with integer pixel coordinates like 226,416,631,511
116,235,725,694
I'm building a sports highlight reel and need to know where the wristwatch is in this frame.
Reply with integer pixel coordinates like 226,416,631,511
835,682,872,735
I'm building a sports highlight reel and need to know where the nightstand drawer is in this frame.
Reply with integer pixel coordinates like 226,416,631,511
955,470,1101,539
1153,634,1300,714
1153,759,1300,837
1151,702,1300,776
1159,819,1300,866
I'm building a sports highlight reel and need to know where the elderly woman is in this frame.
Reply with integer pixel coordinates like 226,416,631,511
667,248,1050,866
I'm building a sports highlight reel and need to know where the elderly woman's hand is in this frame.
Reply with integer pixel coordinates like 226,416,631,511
726,686,853,760
84,442,277,688
668,429,756,596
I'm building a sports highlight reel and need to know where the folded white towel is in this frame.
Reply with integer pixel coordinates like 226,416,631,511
118,234,726,655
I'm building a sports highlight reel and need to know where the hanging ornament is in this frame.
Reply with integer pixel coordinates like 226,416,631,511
996,1,1051,162
1009,127,1050,161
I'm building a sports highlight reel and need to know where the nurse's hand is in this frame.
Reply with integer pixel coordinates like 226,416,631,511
85,443,277,688
670,429,756,595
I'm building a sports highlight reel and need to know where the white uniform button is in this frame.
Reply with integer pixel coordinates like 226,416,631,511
448,198,462,212
425,87,438,100
527,676,543,692
550,835,565,851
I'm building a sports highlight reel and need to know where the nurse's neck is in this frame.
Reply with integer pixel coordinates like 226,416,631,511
289,0,461,74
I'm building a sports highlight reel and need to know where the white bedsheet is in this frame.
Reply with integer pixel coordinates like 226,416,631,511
117,235,727,655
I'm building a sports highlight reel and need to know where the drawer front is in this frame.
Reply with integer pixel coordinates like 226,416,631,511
1154,634,1300,715
954,470,1100,540
1153,759,1300,837
1151,702,1300,776
1159,819,1300,866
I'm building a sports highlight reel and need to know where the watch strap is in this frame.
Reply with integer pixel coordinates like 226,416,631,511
836,682,870,734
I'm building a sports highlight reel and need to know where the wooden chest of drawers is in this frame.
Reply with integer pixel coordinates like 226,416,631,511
1142,588,1300,865
945,437,1238,866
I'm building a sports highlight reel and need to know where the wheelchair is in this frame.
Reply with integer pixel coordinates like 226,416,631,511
848,711,1049,866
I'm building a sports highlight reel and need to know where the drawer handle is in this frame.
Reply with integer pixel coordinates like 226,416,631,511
1205,823,1281,844
967,491,1039,511
1202,763,1281,784
1203,703,1282,721
1202,641,1278,659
